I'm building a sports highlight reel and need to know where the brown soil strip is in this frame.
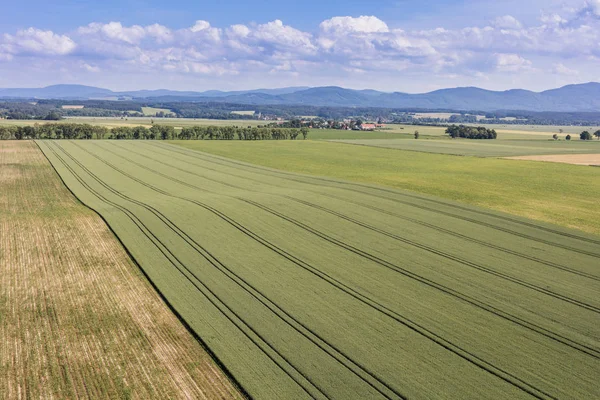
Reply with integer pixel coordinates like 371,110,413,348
505,153,600,166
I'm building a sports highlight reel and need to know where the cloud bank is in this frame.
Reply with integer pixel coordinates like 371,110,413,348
0,1,598,91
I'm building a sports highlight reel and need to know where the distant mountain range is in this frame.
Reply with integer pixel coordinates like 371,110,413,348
1,83,599,112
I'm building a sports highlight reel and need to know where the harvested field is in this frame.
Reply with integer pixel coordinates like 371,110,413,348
507,153,600,166
329,138,600,157
0,141,241,399
38,140,600,399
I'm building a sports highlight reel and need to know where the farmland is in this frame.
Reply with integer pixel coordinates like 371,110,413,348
37,140,600,399
0,141,241,399
172,140,600,235
330,138,600,157
141,107,173,116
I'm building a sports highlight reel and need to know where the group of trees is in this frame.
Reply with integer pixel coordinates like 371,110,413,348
579,130,600,140
0,123,309,141
445,125,497,139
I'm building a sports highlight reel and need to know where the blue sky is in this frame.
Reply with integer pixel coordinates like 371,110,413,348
0,0,598,92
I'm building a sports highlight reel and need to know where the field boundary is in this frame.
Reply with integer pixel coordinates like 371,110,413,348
34,140,252,400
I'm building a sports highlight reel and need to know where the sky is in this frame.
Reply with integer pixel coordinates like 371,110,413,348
0,0,598,92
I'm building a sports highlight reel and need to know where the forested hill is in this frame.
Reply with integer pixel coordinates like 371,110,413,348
1,83,600,112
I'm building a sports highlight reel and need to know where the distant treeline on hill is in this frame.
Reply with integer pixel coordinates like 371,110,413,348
445,125,497,139
0,123,309,140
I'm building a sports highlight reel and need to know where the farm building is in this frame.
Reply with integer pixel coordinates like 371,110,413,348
360,123,385,131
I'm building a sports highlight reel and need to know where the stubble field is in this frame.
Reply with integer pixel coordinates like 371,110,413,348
0,141,241,399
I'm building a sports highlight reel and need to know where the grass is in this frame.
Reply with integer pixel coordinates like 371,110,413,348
141,106,173,116
471,123,600,135
330,138,600,157
0,141,241,399
38,140,600,399
171,140,600,235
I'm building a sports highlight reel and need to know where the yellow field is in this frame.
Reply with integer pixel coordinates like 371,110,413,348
0,141,242,399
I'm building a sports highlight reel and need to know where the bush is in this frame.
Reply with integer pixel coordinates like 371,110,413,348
580,131,592,140
446,125,497,139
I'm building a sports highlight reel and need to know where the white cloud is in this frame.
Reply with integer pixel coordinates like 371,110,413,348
320,16,389,34
78,22,146,44
2,28,76,55
551,63,579,75
494,53,533,71
1,4,600,90
492,15,522,29
81,62,100,72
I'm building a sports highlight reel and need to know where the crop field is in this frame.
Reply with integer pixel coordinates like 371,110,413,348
471,123,600,135
0,141,241,399
37,140,600,399
172,140,600,235
508,153,600,166
141,106,173,116
330,138,600,157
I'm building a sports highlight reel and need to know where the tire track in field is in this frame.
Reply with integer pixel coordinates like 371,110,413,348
136,142,599,281
79,141,577,400
164,143,600,246
56,141,403,400
156,143,600,255
132,142,600,297
41,141,329,400
117,142,600,358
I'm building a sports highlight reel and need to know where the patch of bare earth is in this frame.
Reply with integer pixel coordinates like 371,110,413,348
506,153,600,166
0,141,242,399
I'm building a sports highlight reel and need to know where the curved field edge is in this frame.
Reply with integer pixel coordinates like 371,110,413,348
0,141,242,399
36,140,600,399
169,140,600,236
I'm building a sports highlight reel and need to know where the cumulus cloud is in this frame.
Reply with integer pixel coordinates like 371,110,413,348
552,63,579,75
81,62,100,72
2,28,76,56
78,22,146,44
320,16,389,34
494,53,533,71
1,2,600,88
492,15,522,29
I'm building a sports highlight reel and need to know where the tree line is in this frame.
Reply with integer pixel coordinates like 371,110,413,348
445,125,497,139
0,123,309,141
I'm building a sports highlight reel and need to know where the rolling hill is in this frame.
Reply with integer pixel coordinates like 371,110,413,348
1,83,599,112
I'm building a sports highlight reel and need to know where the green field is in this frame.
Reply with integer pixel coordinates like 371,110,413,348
308,128,416,140
37,140,600,399
171,141,600,235
330,138,600,157
141,106,173,116
472,123,600,135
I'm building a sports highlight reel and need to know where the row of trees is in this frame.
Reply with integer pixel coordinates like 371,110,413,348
553,131,600,140
445,125,497,139
0,123,309,141
179,126,309,140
